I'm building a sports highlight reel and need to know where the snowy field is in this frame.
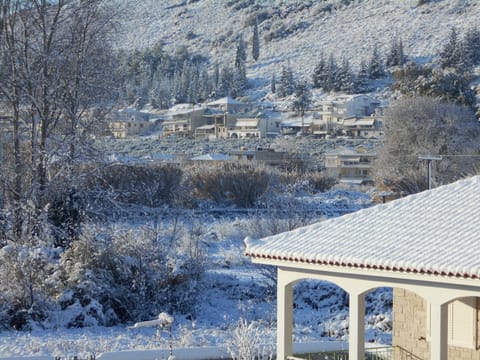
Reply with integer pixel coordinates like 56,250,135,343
0,189,392,359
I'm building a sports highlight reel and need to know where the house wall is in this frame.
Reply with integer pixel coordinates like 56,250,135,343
393,289,480,360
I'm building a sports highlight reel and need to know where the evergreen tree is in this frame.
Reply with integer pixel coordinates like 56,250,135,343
368,43,385,79
219,65,234,97
337,56,354,93
235,35,247,69
252,20,260,61
292,80,312,134
199,68,212,100
187,66,200,103
292,80,312,117
271,73,276,94
464,27,480,65
324,53,338,92
277,64,295,97
150,77,172,109
234,36,247,94
312,53,327,89
386,36,406,67
439,27,469,71
354,59,370,93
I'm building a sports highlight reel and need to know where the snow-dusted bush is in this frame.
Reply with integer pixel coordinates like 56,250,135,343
52,221,206,327
189,163,271,208
226,318,274,360
0,241,58,330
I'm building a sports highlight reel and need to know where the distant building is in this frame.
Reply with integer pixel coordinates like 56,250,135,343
230,147,287,166
324,146,376,185
314,94,381,136
206,96,247,114
108,108,153,138
341,116,383,139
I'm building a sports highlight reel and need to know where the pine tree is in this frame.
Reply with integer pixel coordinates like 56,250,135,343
312,53,327,89
292,80,312,134
439,27,466,70
252,20,260,61
386,36,406,67
187,66,200,103
277,64,295,97
368,43,385,79
337,56,354,93
199,68,211,100
292,80,312,117
219,66,234,97
354,59,370,93
324,53,338,92
463,27,480,66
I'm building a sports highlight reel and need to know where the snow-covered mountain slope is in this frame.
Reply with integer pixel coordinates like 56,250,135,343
114,0,480,83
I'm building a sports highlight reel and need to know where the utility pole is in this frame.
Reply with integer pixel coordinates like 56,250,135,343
418,155,442,190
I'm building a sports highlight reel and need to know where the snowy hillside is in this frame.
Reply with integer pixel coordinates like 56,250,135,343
114,0,480,84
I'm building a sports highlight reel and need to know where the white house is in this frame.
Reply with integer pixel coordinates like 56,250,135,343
245,175,480,360
316,94,380,133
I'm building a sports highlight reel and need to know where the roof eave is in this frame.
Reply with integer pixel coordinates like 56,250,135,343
247,253,480,289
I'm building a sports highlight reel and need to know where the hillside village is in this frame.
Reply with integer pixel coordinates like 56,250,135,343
106,93,383,185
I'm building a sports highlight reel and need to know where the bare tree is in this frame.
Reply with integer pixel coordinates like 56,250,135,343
0,0,117,242
375,96,480,194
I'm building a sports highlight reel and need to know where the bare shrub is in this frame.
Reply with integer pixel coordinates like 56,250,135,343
189,163,271,208
89,163,183,207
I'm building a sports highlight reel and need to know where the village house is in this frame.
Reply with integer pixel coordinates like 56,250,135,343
162,104,212,138
341,116,383,139
230,146,288,166
324,146,376,185
245,175,480,360
313,94,381,137
108,108,153,138
206,96,248,114
228,114,281,139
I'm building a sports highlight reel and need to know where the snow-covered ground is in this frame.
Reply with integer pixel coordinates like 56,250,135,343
0,189,392,359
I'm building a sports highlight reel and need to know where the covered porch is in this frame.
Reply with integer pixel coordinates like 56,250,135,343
245,176,480,360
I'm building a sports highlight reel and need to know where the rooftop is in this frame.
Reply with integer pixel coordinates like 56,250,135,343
245,176,480,279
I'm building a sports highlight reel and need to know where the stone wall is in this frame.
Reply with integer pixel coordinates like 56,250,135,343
392,289,480,360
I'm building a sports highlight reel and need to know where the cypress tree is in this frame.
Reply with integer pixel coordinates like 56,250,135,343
252,20,260,61
234,36,247,93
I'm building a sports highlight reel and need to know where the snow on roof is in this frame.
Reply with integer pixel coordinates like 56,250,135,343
207,96,244,106
245,176,480,279
325,147,376,157
190,153,232,161
342,117,376,126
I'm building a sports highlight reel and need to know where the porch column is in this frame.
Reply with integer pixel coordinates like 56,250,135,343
348,292,365,360
430,302,448,360
277,274,294,360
